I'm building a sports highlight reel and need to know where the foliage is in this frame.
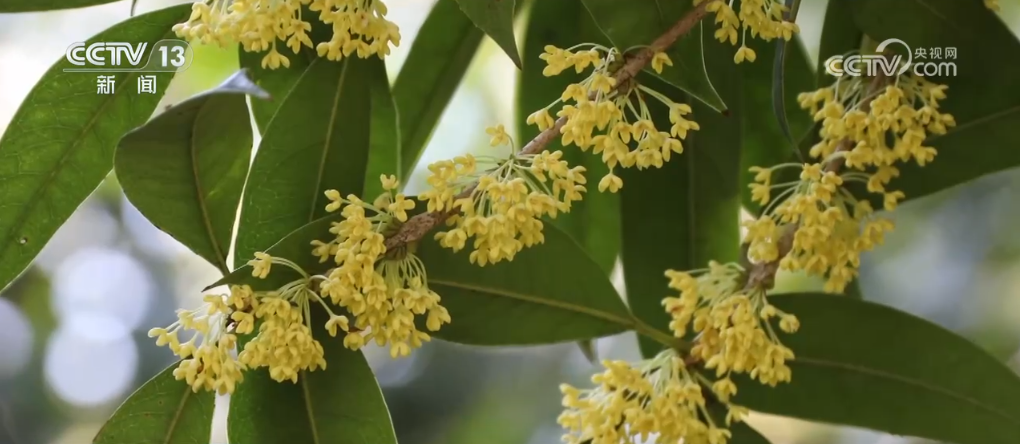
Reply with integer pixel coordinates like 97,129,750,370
0,1,1018,444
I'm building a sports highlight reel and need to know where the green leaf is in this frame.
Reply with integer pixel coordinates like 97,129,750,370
816,0,863,86
580,0,726,111
622,32,743,359
0,0,119,12
736,293,1020,444
517,0,619,273
361,65,401,199
393,0,485,178
0,4,188,292
235,56,394,263
228,309,397,444
418,224,635,346
93,363,215,444
740,36,814,212
730,424,773,444
116,70,266,274
452,0,522,69
848,0,1020,203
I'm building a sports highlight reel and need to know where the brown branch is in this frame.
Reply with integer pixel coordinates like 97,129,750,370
742,59,894,293
384,1,712,251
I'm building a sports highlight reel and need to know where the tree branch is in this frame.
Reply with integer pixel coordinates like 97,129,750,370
384,1,712,251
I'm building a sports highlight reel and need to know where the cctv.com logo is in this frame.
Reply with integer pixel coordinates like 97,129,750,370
824,38,958,78
63,39,193,72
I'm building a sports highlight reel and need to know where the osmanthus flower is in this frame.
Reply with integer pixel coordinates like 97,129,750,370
312,175,451,358
664,263,798,387
526,44,699,192
148,285,252,394
743,73,956,293
558,350,745,444
148,254,341,392
556,265,799,444
695,0,799,64
172,0,399,70
422,125,587,266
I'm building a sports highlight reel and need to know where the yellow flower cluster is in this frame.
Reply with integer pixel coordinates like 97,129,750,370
527,44,699,192
149,253,343,392
312,0,401,62
665,263,798,387
986,0,999,11
557,264,798,444
149,285,252,394
558,350,746,444
172,0,399,69
696,0,799,64
744,74,955,293
313,175,451,358
744,162,894,293
423,125,587,266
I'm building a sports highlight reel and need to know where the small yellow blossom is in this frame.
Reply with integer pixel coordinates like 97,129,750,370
172,0,400,70
650,51,673,74
380,174,399,191
526,108,556,131
485,124,512,147
529,44,699,190
249,252,272,279
734,45,756,64
422,142,586,266
597,172,622,193
986,0,999,11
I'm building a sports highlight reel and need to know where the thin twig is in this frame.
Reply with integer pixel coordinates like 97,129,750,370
384,1,712,250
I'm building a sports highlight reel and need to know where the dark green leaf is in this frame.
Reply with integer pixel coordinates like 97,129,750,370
228,309,397,444
0,4,187,291
93,363,215,444
116,70,266,274
580,0,726,111
622,32,743,359
0,0,118,12
730,424,773,444
235,57,394,262
452,0,522,69
849,0,1020,203
816,0,863,86
740,36,814,212
736,293,1020,444
362,65,401,198
418,224,635,346
394,0,485,178
518,0,619,273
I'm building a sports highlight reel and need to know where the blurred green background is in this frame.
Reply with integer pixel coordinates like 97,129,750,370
2,1,1020,443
